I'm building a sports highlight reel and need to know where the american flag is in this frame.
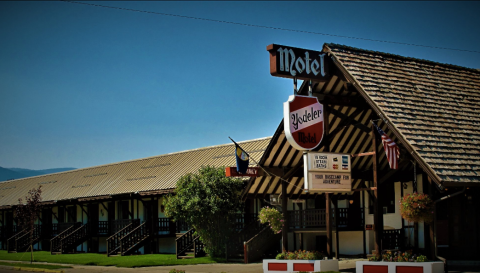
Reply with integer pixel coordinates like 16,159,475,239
373,124,400,169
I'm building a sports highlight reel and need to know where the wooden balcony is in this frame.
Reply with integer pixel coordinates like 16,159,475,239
288,208,364,231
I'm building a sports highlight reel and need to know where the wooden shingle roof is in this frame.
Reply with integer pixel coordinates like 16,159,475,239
325,44,480,185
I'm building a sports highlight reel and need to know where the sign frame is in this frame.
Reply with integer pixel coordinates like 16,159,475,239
303,152,352,192
267,44,331,81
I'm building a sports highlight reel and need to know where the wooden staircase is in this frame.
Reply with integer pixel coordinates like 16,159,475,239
7,228,27,253
119,221,150,256
59,223,91,254
14,225,41,252
50,222,82,254
176,228,205,259
106,219,140,257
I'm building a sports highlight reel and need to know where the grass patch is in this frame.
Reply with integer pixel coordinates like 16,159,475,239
0,261,71,270
0,251,224,268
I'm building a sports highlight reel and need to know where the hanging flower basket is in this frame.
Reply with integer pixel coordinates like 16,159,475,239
258,206,284,234
400,193,434,223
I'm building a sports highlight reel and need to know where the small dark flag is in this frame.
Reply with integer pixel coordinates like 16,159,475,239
235,145,249,174
373,123,400,169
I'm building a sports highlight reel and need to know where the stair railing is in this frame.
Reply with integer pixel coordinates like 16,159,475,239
227,219,265,259
60,223,90,254
16,225,41,252
50,222,81,254
193,236,205,257
119,221,150,256
175,228,195,259
244,225,282,263
106,219,140,257
7,229,27,252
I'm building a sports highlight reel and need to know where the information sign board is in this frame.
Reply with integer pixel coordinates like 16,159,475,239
303,152,352,192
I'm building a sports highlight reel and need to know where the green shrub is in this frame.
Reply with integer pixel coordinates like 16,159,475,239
275,250,324,260
164,166,244,258
417,255,428,262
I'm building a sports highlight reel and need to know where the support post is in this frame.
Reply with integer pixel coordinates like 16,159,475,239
334,197,339,259
362,189,367,258
281,180,288,252
326,193,332,258
372,126,384,258
427,175,435,260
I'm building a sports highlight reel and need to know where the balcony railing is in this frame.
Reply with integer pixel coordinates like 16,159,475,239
288,208,364,230
111,219,135,234
175,220,189,233
289,209,327,229
51,222,78,236
234,213,258,232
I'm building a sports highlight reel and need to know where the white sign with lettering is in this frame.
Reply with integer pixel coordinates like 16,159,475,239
303,152,352,192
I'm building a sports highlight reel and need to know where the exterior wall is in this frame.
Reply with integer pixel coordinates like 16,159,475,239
333,231,364,255
158,237,176,253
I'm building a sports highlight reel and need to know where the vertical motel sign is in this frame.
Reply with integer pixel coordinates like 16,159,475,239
267,44,331,151
267,44,347,192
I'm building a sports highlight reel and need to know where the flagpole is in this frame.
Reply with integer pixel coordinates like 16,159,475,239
228,136,250,157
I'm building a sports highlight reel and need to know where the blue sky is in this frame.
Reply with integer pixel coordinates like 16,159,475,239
1,1,479,170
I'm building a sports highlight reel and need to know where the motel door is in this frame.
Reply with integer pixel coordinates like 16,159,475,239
6,211,13,237
88,203,99,234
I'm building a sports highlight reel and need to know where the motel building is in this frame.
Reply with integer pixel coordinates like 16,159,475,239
0,44,478,266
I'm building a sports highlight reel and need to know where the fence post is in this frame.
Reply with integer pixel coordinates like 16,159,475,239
244,241,248,264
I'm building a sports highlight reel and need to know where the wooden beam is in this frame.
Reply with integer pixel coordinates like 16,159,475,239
372,126,384,258
326,106,371,133
352,152,375,157
334,196,339,259
252,177,267,199
281,180,288,252
325,108,365,143
351,187,377,192
81,204,89,219
319,94,367,108
257,167,286,177
100,202,109,213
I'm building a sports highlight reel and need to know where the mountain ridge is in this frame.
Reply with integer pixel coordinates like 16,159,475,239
0,167,76,182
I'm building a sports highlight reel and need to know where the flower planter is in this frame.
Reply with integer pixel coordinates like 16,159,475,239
263,259,339,273
356,261,444,273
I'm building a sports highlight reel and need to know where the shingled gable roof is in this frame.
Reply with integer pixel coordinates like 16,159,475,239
323,43,480,187
0,137,271,207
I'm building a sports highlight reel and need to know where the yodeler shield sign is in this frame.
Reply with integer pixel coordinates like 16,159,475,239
284,95,324,150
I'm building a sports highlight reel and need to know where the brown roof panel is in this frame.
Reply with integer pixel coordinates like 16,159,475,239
0,137,271,206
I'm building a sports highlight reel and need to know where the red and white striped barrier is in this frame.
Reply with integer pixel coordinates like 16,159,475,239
263,259,339,273
356,261,444,273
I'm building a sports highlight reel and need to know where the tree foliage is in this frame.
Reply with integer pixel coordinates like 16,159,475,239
164,166,244,257
15,186,42,262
